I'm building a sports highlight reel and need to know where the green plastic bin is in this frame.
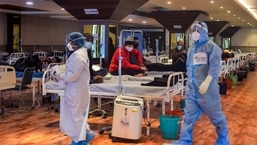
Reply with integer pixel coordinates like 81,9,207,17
159,115,181,140
230,75,238,85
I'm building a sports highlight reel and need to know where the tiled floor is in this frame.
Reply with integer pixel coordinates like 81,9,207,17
0,70,257,145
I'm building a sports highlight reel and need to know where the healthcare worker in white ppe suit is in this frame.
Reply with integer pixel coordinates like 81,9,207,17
165,21,230,145
58,32,95,145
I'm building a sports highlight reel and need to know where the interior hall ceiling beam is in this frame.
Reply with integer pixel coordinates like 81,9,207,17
205,21,229,37
150,11,208,33
53,0,120,20
111,0,149,21
219,26,241,38
53,0,149,21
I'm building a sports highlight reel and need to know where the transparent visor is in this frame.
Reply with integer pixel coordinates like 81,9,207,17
191,23,202,32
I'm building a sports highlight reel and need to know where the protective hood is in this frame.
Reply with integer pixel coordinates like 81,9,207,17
191,21,209,44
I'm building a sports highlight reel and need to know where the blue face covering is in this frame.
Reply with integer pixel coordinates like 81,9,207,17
177,45,182,51
85,41,93,49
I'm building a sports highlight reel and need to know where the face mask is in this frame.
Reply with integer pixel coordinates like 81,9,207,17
192,31,200,41
85,41,93,48
176,45,182,51
67,42,74,51
125,46,133,52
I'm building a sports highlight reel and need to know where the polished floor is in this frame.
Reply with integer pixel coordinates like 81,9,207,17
0,70,257,145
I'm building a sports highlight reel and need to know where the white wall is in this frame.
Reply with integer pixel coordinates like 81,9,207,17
231,28,257,47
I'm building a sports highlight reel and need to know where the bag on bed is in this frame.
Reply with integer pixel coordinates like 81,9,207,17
141,74,180,87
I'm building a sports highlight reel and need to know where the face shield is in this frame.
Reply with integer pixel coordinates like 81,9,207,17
190,21,208,33
190,21,209,42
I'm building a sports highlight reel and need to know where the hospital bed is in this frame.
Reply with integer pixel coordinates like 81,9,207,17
3,52,26,65
33,51,48,60
42,70,185,135
0,65,16,115
51,50,65,62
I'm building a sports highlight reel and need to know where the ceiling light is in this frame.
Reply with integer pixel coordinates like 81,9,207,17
233,14,236,16
61,8,65,11
167,1,171,5
210,17,213,19
128,19,133,22
210,1,214,4
182,7,186,10
227,11,231,13
142,21,146,24
220,6,223,9
84,9,99,15
26,1,34,5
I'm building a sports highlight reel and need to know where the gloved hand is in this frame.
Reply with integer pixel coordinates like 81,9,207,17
51,65,66,81
58,79,67,88
51,65,61,80
199,75,213,94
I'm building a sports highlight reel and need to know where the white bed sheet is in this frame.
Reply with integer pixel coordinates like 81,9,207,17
90,77,167,98
44,73,174,98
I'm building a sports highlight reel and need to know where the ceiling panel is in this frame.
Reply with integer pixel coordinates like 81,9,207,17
205,21,229,36
150,11,206,33
0,0,256,28
220,26,241,37
53,0,120,19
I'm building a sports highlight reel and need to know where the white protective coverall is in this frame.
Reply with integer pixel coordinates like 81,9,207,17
60,47,90,143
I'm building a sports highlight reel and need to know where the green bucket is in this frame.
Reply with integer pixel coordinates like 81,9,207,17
230,75,238,85
159,115,180,140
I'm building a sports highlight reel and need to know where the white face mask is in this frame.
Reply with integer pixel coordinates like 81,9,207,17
125,46,133,52
192,31,200,41
176,45,182,51
85,41,93,48
67,42,74,51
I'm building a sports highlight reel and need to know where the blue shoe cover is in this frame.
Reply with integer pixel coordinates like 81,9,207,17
70,141,77,145
85,130,95,143
170,140,192,145
215,136,230,145
70,141,89,145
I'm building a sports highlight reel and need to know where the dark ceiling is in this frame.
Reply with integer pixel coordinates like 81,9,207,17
1,0,241,37
53,0,149,20
205,21,229,37
150,11,207,33
220,27,241,38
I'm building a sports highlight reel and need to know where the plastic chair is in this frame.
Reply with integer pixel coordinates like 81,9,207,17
7,67,35,109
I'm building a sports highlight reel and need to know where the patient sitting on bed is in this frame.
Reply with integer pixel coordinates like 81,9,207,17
109,36,148,77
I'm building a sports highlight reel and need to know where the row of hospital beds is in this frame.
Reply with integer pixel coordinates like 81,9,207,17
1,51,65,66
41,64,185,135
0,51,255,134
220,52,256,78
